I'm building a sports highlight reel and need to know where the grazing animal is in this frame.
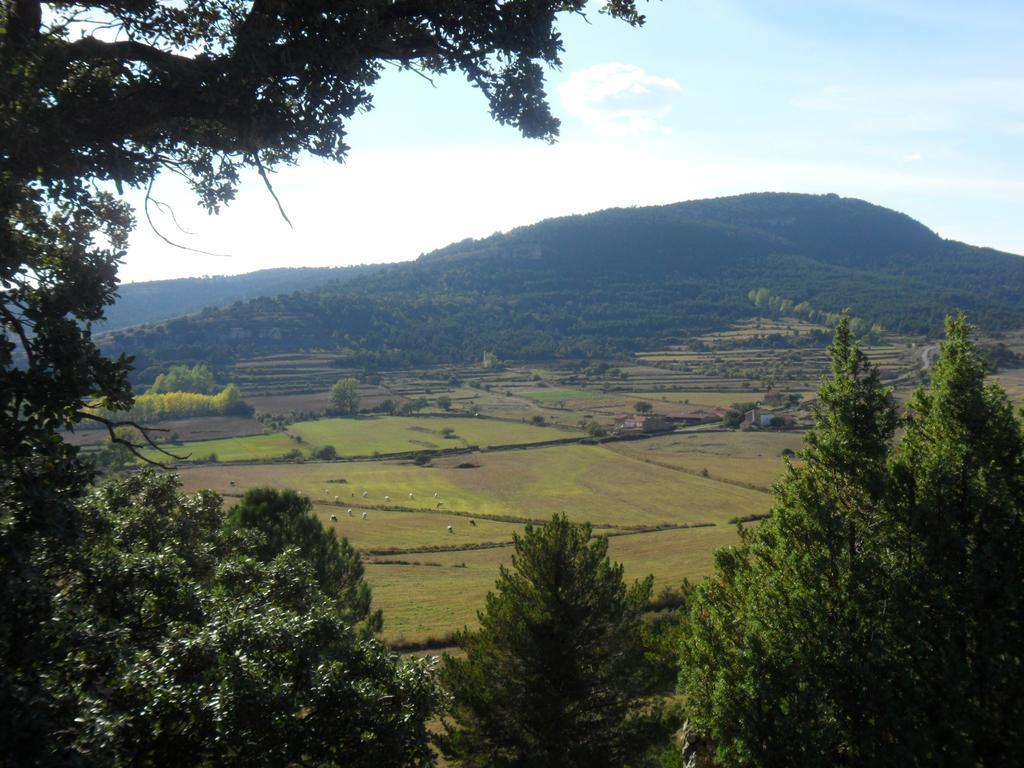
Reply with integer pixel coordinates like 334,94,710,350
469,519,476,526
361,511,368,520
330,515,337,522
436,502,444,508
384,495,391,502
447,525,453,534
409,492,414,499
347,508,353,516
362,491,368,497
334,495,340,504
228,481,236,487
433,492,438,497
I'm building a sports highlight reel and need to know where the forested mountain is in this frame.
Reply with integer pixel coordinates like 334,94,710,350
100,264,384,331
104,193,1024,377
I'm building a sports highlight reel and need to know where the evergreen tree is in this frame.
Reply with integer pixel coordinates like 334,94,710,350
678,316,1024,767
890,315,1024,764
45,473,436,766
227,487,381,633
438,514,664,768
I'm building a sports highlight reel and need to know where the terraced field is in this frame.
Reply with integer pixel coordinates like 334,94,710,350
145,318,962,646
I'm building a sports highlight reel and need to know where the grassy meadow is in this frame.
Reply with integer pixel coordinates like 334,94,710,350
367,524,748,643
177,444,772,528
144,415,584,463
140,317,999,646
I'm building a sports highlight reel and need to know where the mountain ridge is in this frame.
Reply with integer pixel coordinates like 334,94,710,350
103,193,1024,380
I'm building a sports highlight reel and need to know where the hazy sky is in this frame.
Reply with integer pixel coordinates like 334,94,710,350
120,0,1024,283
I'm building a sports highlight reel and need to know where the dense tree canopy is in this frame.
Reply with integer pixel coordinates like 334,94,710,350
329,376,362,417
438,514,667,768
39,473,436,766
227,487,381,633
1,2,644,761
678,316,1024,767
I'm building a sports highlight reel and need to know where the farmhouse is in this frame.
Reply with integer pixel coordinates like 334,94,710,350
613,413,672,433
742,407,795,430
665,407,727,426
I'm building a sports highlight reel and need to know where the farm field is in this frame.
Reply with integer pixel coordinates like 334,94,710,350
606,430,804,491
176,444,772,528
152,432,300,463
993,368,1024,406
136,317,991,648
367,524,747,643
65,416,267,447
518,388,610,403
143,415,584,463
288,416,584,455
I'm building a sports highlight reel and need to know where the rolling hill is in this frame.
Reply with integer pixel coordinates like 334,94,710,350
100,264,384,331
103,193,1024,379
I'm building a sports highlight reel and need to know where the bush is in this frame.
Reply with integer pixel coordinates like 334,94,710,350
312,445,337,460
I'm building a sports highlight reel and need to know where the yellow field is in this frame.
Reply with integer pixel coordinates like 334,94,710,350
368,524,747,643
176,443,772,528
606,430,804,490
993,369,1024,406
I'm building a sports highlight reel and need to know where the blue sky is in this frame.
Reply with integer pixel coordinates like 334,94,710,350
121,0,1024,282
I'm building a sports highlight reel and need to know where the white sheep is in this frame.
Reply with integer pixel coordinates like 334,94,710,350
334,495,340,504
330,514,337,522
447,525,453,534
361,511,368,520
384,495,391,502
409,492,414,499
362,491,368,497
347,508,353,516
433,491,438,497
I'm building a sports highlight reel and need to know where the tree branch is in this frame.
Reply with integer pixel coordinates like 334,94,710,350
76,410,187,466
60,37,204,76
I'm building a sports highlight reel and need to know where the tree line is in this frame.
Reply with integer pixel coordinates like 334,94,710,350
87,383,251,424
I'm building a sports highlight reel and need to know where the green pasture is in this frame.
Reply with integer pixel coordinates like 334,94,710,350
517,388,608,403
288,415,583,455
177,443,772,529
147,415,583,464
311,506,526,553
425,386,602,427
367,524,746,643
143,432,303,463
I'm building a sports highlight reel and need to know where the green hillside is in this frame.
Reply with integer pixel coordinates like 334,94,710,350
104,193,1024,376
100,264,385,331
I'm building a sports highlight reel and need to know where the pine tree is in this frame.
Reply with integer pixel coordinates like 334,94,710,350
438,514,663,768
679,315,1024,767
891,315,1024,764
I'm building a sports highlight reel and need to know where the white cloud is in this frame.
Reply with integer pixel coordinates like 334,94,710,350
903,152,923,162
557,63,681,137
